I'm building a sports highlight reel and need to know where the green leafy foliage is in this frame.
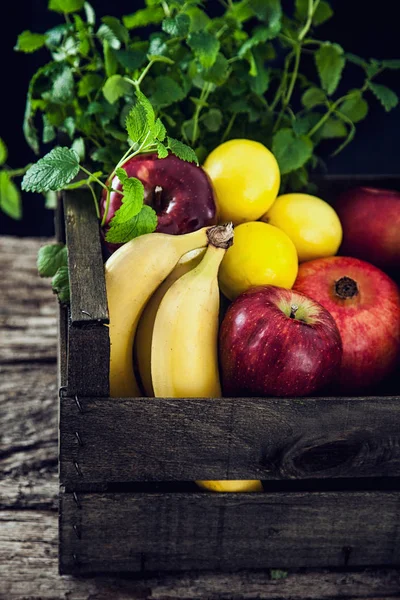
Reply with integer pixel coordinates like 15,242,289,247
272,129,313,175
52,266,70,303
37,243,69,303
368,82,399,111
315,42,345,95
0,171,21,219
22,147,80,192
37,243,68,277
0,138,7,165
15,31,47,53
3,0,400,230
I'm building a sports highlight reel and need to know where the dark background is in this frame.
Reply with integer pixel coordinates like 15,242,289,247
1,0,399,237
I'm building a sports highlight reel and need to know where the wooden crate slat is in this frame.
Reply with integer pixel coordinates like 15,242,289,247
63,190,108,324
59,490,400,574
60,396,400,487
66,324,110,397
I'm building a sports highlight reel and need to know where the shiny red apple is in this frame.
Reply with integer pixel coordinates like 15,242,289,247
294,256,400,393
100,153,217,252
335,186,400,274
219,286,342,398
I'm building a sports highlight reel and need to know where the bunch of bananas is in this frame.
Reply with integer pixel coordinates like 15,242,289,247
105,223,262,493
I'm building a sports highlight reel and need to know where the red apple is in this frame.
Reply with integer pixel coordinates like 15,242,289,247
219,286,342,398
294,256,400,393
101,153,217,253
335,186,400,273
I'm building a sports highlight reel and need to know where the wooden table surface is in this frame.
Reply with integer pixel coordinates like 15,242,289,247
1,235,399,600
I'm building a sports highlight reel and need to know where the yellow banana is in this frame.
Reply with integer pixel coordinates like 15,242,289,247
196,480,263,492
134,248,205,397
105,227,209,397
151,224,234,399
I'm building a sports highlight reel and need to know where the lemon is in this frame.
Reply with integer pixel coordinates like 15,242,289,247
196,480,263,492
203,139,280,225
219,221,298,300
263,193,343,262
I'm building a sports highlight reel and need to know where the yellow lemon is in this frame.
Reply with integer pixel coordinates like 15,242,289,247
196,480,263,492
203,139,280,225
219,221,298,300
263,193,343,262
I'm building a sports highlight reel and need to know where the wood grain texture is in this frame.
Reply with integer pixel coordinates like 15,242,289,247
63,190,108,324
0,236,57,364
60,395,400,486
60,490,400,574
1,235,400,598
66,323,110,397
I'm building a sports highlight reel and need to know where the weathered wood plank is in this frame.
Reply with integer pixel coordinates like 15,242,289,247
0,236,57,363
60,396,400,486
66,323,110,397
1,511,400,600
63,190,108,324
60,490,400,574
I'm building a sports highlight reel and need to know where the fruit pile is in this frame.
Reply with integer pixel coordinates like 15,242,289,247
103,139,400,493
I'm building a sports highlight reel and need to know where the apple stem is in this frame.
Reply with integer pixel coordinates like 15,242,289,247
206,222,234,249
289,305,299,319
335,276,359,299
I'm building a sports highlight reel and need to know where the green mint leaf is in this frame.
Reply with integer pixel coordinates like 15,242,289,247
102,16,129,45
315,42,345,95
345,53,368,68
106,204,157,243
78,74,103,98
115,49,147,71
295,0,333,26
368,82,399,111
380,59,400,70
152,76,187,108
22,147,80,192
339,91,368,122
42,115,56,143
125,92,156,145
187,31,220,69
153,118,167,142
136,90,156,128
248,46,270,94
162,14,190,37
45,23,71,47
272,128,313,174
49,0,85,13
147,54,175,65
71,138,85,161
202,53,230,86
203,108,223,132
249,0,281,31
44,190,58,209
97,23,121,51
148,33,168,58
0,171,22,220
74,14,90,56
115,167,128,184
37,243,68,277
114,176,145,219
293,113,320,136
156,141,169,159
185,6,210,32
167,137,199,165
52,266,70,304
229,0,254,23
123,7,164,30
320,117,347,139
239,26,279,58
63,116,75,139
301,87,327,108
103,75,132,104
104,40,118,77
0,138,7,166
15,31,46,53
23,97,39,155
44,66,75,104
84,2,96,24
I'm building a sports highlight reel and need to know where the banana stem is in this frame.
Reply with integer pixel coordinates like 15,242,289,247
206,222,234,249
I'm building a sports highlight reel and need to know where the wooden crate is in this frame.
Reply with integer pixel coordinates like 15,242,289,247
58,176,400,575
